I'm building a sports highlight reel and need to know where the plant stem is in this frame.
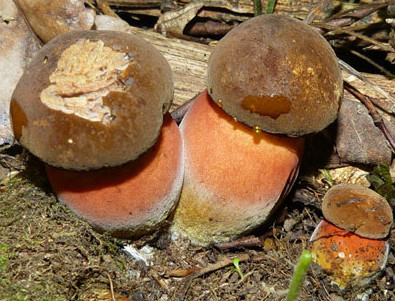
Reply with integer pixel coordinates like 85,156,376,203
253,0,262,16
265,0,277,14
286,250,312,301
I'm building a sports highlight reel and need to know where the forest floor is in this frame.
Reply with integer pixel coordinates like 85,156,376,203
1,1,395,300
0,145,394,301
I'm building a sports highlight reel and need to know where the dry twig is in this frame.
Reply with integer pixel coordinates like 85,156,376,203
339,59,395,110
316,22,394,53
105,272,116,301
168,253,250,301
349,49,395,78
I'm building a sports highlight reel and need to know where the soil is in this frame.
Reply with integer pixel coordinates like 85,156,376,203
0,143,394,301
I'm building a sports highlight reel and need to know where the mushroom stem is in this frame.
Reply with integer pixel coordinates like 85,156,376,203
171,91,305,246
46,114,184,237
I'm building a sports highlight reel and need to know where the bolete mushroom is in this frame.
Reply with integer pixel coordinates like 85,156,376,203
171,14,343,245
170,91,305,246
207,14,343,136
10,30,182,236
310,184,393,288
10,30,173,170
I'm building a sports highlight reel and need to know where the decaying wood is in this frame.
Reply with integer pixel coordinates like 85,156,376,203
107,0,323,21
336,97,393,165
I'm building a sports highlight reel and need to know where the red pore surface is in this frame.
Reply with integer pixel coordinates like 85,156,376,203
46,114,183,237
171,91,305,246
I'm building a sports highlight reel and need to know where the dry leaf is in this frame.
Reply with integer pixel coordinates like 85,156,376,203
0,0,40,144
16,0,96,43
336,98,392,165
155,2,203,35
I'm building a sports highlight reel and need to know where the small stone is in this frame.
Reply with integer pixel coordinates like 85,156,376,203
283,218,297,232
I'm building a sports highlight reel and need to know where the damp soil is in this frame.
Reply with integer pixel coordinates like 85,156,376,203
0,146,394,301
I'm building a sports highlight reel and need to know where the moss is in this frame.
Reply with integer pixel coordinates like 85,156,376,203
0,158,139,300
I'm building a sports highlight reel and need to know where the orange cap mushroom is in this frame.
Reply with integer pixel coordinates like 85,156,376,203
207,14,343,136
310,220,389,288
45,114,183,237
170,91,304,246
10,30,173,170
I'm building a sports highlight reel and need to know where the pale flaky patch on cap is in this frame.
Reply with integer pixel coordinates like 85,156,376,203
41,39,131,124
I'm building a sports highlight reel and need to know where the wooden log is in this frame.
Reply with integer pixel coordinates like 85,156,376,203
108,0,324,22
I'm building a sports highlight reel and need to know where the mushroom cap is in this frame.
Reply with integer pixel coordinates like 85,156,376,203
310,220,389,288
207,14,343,136
10,30,174,170
171,90,305,246
322,184,393,239
45,114,184,237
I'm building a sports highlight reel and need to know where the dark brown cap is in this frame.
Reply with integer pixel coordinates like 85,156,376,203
322,184,393,239
10,30,174,170
207,14,343,136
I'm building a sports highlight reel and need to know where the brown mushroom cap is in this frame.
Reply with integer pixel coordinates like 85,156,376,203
322,184,393,239
171,90,305,246
207,14,343,136
45,114,183,237
10,30,174,170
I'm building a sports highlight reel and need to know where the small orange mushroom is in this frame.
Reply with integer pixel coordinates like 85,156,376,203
311,184,393,288
310,220,389,288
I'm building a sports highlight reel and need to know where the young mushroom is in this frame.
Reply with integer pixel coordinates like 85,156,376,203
311,184,393,288
10,30,183,236
207,14,343,136
171,14,343,246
